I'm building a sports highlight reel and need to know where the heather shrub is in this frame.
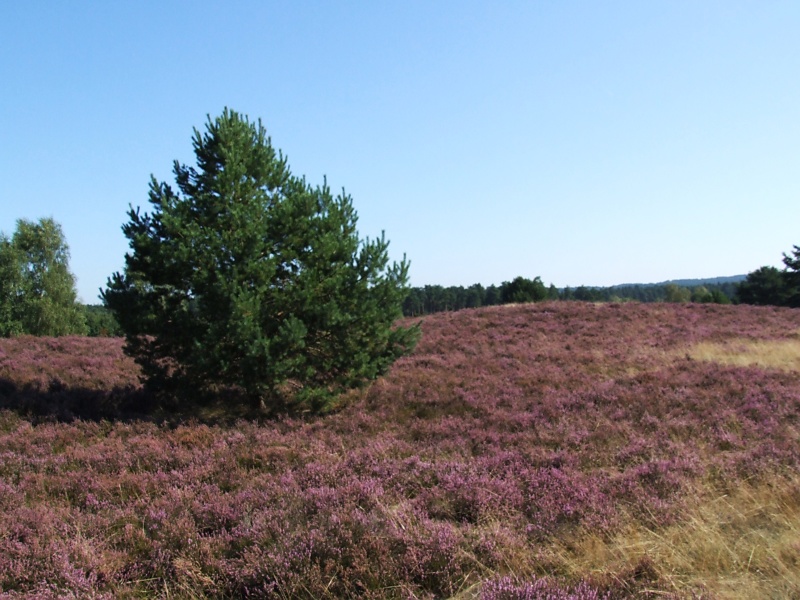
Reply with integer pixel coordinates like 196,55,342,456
1,302,800,597
480,576,611,600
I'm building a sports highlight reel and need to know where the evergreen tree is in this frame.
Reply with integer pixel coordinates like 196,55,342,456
709,289,731,304
465,283,484,308
500,276,547,303
573,286,597,302
484,284,501,306
737,266,790,306
82,304,122,336
0,218,86,336
782,245,800,307
402,288,425,316
103,109,418,411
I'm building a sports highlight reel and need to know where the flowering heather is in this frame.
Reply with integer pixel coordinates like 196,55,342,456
1,302,799,598
0,336,144,421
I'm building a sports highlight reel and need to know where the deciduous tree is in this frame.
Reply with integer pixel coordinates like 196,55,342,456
664,283,691,303
0,218,86,336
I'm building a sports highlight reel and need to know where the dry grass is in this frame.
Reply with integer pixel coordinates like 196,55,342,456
684,334,800,373
601,327,800,597
555,474,800,599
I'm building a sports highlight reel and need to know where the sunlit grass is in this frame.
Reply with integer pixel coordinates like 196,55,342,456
685,334,800,372
559,473,800,599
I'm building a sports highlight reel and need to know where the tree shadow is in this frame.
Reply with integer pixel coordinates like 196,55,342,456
0,377,305,426
0,377,159,424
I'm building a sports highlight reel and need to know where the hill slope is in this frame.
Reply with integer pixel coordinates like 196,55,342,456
1,302,800,598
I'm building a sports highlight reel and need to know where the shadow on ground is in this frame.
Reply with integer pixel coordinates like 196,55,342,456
0,377,161,424
0,376,290,425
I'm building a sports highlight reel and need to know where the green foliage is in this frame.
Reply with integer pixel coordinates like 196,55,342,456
737,266,792,306
484,284,501,306
691,286,711,303
709,288,731,304
0,236,23,337
782,245,800,308
0,218,87,336
500,276,547,303
572,285,602,302
464,283,484,308
103,109,418,411
736,245,800,308
664,283,691,303
82,304,122,337
687,286,731,304
401,278,735,316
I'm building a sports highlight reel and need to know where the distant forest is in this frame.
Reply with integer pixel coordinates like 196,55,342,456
402,276,743,316
80,277,744,334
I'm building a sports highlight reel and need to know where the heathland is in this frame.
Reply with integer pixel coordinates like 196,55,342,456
1,302,799,599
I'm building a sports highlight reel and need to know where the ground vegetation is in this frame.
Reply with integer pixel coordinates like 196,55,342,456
1,302,799,598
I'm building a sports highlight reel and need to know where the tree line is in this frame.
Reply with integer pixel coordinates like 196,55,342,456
2,218,794,336
402,278,738,316
401,247,800,317
2,220,792,336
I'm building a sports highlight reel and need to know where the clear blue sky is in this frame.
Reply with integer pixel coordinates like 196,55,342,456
2,1,799,303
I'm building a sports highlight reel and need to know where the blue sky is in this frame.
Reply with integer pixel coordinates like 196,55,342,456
2,2,799,303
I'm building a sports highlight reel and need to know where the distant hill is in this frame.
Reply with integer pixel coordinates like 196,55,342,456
614,275,747,289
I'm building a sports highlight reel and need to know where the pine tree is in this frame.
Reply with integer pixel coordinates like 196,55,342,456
737,266,790,306
782,245,800,307
103,109,418,411
501,276,547,303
